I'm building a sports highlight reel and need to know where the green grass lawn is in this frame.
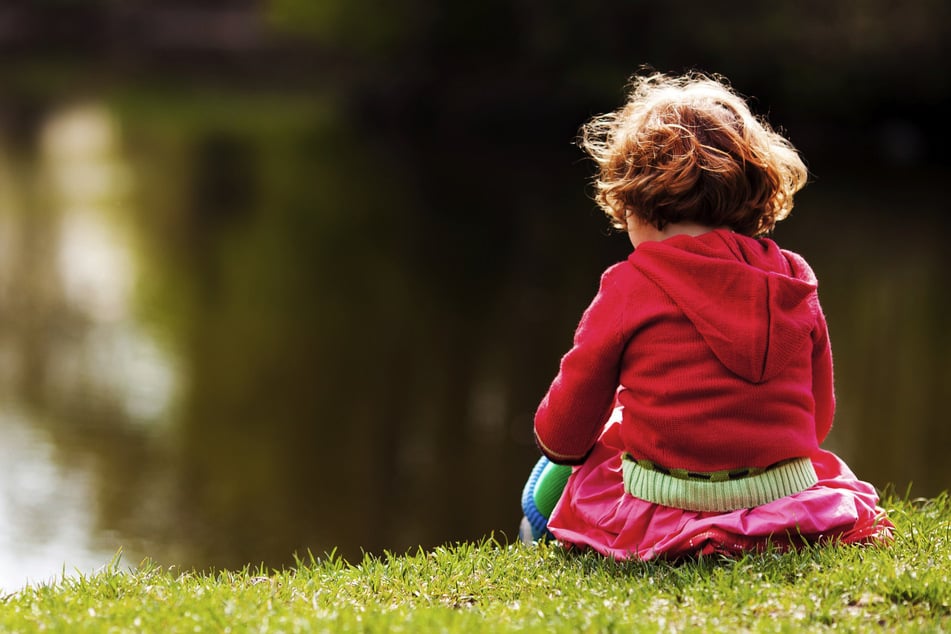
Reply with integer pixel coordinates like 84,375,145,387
2,494,948,633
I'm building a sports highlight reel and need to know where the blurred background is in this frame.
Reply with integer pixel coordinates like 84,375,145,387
0,0,948,592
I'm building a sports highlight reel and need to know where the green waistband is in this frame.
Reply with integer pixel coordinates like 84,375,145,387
621,454,818,512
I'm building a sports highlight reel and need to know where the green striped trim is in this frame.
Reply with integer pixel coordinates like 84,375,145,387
621,454,818,512
630,458,774,482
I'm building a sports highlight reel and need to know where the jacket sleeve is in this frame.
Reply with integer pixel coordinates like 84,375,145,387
812,309,835,444
534,266,629,464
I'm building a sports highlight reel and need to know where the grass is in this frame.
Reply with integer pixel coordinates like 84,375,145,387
2,495,949,633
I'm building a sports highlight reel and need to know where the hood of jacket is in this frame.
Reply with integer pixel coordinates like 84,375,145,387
629,229,819,384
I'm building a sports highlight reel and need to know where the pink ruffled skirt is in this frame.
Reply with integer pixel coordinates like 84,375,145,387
547,419,894,560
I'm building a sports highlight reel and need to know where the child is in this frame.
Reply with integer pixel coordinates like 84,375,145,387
519,71,893,559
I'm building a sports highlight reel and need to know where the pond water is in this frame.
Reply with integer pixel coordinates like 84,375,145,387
0,93,948,593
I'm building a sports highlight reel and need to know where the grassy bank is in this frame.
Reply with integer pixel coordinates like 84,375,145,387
2,495,948,632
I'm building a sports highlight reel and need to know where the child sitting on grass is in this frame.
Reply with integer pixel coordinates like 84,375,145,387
520,70,893,559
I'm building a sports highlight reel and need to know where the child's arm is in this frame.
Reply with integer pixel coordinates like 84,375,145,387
534,266,629,464
812,309,835,444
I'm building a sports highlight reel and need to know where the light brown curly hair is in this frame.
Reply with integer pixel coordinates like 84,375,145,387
579,71,808,236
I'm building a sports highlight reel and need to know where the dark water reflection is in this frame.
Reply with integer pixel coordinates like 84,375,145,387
0,94,948,590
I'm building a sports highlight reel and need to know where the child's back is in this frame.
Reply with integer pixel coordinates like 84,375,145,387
520,71,893,558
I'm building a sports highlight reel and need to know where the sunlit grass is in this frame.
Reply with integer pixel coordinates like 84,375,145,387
3,495,949,632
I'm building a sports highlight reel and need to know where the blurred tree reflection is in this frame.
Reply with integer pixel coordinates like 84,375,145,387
102,89,603,568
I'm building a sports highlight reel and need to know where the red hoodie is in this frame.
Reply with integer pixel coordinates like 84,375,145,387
534,229,834,472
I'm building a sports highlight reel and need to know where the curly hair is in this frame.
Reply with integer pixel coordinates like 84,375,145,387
579,71,808,236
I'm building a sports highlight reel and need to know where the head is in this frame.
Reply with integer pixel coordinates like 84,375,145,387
579,71,808,236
